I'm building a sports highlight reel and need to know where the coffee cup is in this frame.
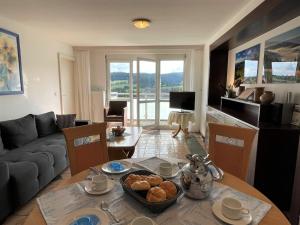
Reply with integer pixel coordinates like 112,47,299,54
159,162,172,177
130,216,156,225
221,197,249,220
91,174,107,191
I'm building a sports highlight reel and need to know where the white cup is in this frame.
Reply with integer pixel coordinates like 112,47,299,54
130,216,156,225
91,174,107,191
159,162,172,177
221,197,250,220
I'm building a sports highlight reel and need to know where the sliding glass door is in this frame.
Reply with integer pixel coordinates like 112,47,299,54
137,59,157,128
107,57,184,128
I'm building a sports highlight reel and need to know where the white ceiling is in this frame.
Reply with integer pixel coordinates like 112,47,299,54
0,0,251,46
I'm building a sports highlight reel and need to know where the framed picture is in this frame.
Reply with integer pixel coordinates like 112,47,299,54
263,27,300,84
237,88,255,100
234,44,260,84
291,104,300,127
0,28,23,95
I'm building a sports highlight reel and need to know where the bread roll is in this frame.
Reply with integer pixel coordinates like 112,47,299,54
145,175,163,186
159,181,177,199
131,180,151,191
146,187,167,202
124,174,142,187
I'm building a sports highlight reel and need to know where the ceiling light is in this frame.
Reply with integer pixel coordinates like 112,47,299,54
132,18,151,29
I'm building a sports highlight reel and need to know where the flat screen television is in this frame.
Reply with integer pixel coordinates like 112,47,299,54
169,92,195,110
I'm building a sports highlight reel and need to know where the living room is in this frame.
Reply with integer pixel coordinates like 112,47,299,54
0,0,300,225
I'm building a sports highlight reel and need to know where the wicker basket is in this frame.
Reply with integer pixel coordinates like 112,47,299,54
120,170,183,213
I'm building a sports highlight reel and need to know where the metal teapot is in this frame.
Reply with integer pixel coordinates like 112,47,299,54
179,154,223,199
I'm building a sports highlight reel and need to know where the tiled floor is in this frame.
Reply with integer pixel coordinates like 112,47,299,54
3,130,204,225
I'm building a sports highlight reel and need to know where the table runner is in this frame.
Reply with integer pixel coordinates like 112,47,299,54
37,158,271,225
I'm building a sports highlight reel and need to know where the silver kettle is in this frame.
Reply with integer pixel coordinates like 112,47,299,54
179,154,223,199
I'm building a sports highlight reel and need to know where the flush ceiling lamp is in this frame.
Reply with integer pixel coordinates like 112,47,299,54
132,18,151,29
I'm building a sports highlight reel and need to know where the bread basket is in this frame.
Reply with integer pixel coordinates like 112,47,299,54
120,170,183,213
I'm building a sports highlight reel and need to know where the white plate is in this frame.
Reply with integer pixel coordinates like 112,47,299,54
101,160,132,174
212,200,252,225
57,207,109,225
84,179,115,195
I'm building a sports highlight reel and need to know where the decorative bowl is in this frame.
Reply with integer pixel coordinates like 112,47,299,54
111,126,125,136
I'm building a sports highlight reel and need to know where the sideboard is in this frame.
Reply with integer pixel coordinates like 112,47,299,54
206,97,300,225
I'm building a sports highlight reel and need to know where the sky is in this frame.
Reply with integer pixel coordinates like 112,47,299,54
272,61,297,76
110,60,184,74
244,60,258,77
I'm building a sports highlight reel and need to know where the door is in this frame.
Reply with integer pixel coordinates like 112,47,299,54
137,58,157,128
59,54,76,114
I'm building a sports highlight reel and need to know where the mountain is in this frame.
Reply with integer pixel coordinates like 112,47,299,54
111,72,183,87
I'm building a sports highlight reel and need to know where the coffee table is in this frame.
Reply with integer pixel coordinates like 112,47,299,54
107,126,142,160
23,158,290,225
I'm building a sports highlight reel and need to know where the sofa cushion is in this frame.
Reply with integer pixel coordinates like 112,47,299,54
0,129,4,154
0,115,38,149
56,114,76,130
35,112,58,137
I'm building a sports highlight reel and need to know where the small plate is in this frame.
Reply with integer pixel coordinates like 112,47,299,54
101,160,132,174
84,179,115,195
57,208,109,225
212,200,252,225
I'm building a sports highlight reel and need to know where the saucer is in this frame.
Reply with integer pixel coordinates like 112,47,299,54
57,208,109,225
84,179,114,195
212,200,252,225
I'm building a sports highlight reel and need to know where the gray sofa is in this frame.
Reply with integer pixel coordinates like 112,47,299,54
0,112,69,223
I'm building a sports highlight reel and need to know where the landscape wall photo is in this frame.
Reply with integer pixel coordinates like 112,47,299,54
263,27,300,83
234,44,260,84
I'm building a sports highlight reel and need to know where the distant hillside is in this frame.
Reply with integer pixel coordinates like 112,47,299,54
111,72,183,87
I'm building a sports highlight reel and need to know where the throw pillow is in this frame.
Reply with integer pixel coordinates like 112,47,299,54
0,115,38,149
35,111,58,137
56,114,76,130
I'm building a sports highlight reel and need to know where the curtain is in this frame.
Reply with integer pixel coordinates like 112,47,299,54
74,50,92,120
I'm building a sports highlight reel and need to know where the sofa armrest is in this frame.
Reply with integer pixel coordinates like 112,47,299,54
123,107,128,126
104,107,109,118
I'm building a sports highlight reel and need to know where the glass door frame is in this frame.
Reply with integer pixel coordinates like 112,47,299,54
106,54,186,129
106,59,134,125
136,57,160,128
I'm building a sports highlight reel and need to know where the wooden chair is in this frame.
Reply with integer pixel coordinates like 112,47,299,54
63,123,109,176
208,122,257,181
104,101,127,126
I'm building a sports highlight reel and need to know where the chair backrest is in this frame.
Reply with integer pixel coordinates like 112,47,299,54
208,122,257,181
109,101,127,110
63,123,109,176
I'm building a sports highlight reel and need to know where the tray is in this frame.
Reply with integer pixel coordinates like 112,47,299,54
120,170,183,213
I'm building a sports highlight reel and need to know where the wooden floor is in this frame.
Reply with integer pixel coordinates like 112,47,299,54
3,130,204,225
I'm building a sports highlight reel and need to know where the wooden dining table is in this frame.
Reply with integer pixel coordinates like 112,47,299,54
23,159,290,225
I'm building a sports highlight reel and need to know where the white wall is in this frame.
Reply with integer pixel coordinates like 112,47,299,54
74,46,203,130
227,17,300,104
0,16,73,121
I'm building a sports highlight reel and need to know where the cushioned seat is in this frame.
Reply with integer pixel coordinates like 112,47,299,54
7,161,39,207
16,133,67,176
0,162,12,224
0,151,55,188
